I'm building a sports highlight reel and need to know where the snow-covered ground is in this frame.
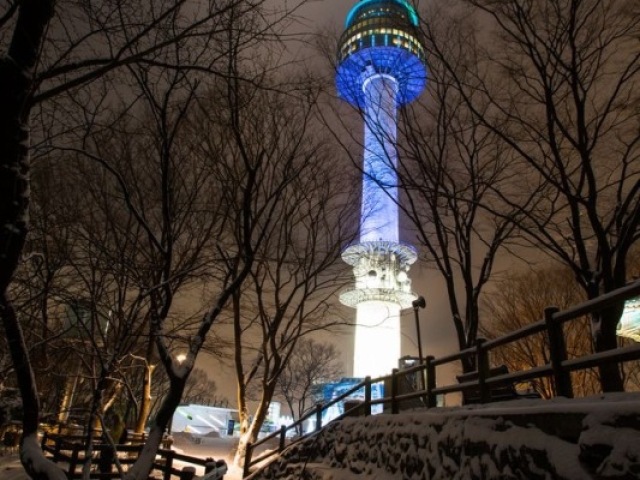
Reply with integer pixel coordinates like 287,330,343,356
171,436,244,479
0,436,246,480
2,394,639,479
245,392,640,479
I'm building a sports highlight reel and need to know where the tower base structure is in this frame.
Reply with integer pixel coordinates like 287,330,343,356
340,240,417,378
352,302,401,378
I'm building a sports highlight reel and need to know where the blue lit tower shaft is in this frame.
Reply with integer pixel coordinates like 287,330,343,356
337,0,427,378
361,73,399,243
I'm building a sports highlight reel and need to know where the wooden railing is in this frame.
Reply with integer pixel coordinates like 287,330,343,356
41,432,225,480
242,280,640,477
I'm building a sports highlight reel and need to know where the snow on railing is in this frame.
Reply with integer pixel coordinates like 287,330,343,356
243,280,640,477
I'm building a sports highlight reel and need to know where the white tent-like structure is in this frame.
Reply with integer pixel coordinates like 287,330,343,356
617,297,640,342
170,404,238,437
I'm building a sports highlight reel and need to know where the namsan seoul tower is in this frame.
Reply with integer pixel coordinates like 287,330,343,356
336,0,427,378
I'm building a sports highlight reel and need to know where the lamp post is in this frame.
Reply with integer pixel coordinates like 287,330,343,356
412,296,426,366
412,296,426,391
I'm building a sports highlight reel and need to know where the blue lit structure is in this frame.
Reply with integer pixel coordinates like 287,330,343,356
312,378,384,424
337,0,427,378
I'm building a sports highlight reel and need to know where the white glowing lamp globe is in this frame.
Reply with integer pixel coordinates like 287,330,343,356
617,297,640,342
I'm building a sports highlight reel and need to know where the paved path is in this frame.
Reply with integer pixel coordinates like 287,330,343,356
0,455,26,480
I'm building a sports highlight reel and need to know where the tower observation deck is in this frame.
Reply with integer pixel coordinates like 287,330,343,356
337,0,427,378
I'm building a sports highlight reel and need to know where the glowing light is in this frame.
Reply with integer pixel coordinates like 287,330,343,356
336,0,427,108
336,47,426,107
361,73,398,243
208,414,226,427
337,0,426,379
353,302,401,378
172,405,237,436
195,414,221,428
345,0,419,28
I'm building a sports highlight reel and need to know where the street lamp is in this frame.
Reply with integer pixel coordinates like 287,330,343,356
411,296,426,366
412,296,426,391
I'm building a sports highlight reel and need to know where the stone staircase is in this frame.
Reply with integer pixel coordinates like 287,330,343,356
246,394,640,479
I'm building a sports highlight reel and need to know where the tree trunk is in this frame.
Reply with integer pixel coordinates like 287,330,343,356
0,2,64,478
88,367,114,436
233,395,271,468
233,378,252,467
233,416,252,469
101,379,124,417
124,373,186,480
1,296,66,480
57,365,79,424
234,417,267,471
593,304,625,392
135,363,156,433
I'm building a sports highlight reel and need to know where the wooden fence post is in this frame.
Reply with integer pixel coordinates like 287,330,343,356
179,466,196,480
68,446,79,478
476,338,490,403
425,355,436,408
243,443,252,478
279,425,286,451
364,377,372,416
163,449,174,480
391,368,399,414
545,306,573,398
315,403,322,432
54,436,62,462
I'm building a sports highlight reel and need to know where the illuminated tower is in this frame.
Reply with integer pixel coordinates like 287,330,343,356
336,0,427,378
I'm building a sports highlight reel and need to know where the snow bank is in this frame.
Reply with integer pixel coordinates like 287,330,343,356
246,393,640,479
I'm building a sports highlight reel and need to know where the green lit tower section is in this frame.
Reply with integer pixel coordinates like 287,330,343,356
336,0,426,378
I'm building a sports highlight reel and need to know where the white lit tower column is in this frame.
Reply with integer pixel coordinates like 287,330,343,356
336,0,427,378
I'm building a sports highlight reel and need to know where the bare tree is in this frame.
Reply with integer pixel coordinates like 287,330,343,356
8,71,223,475
61,69,250,480
196,31,359,466
7,160,83,418
181,368,218,406
318,6,523,373
275,339,343,434
482,266,596,398
482,264,640,397
424,0,640,390
393,6,523,371
1,0,311,477
1,4,64,475
214,82,357,465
